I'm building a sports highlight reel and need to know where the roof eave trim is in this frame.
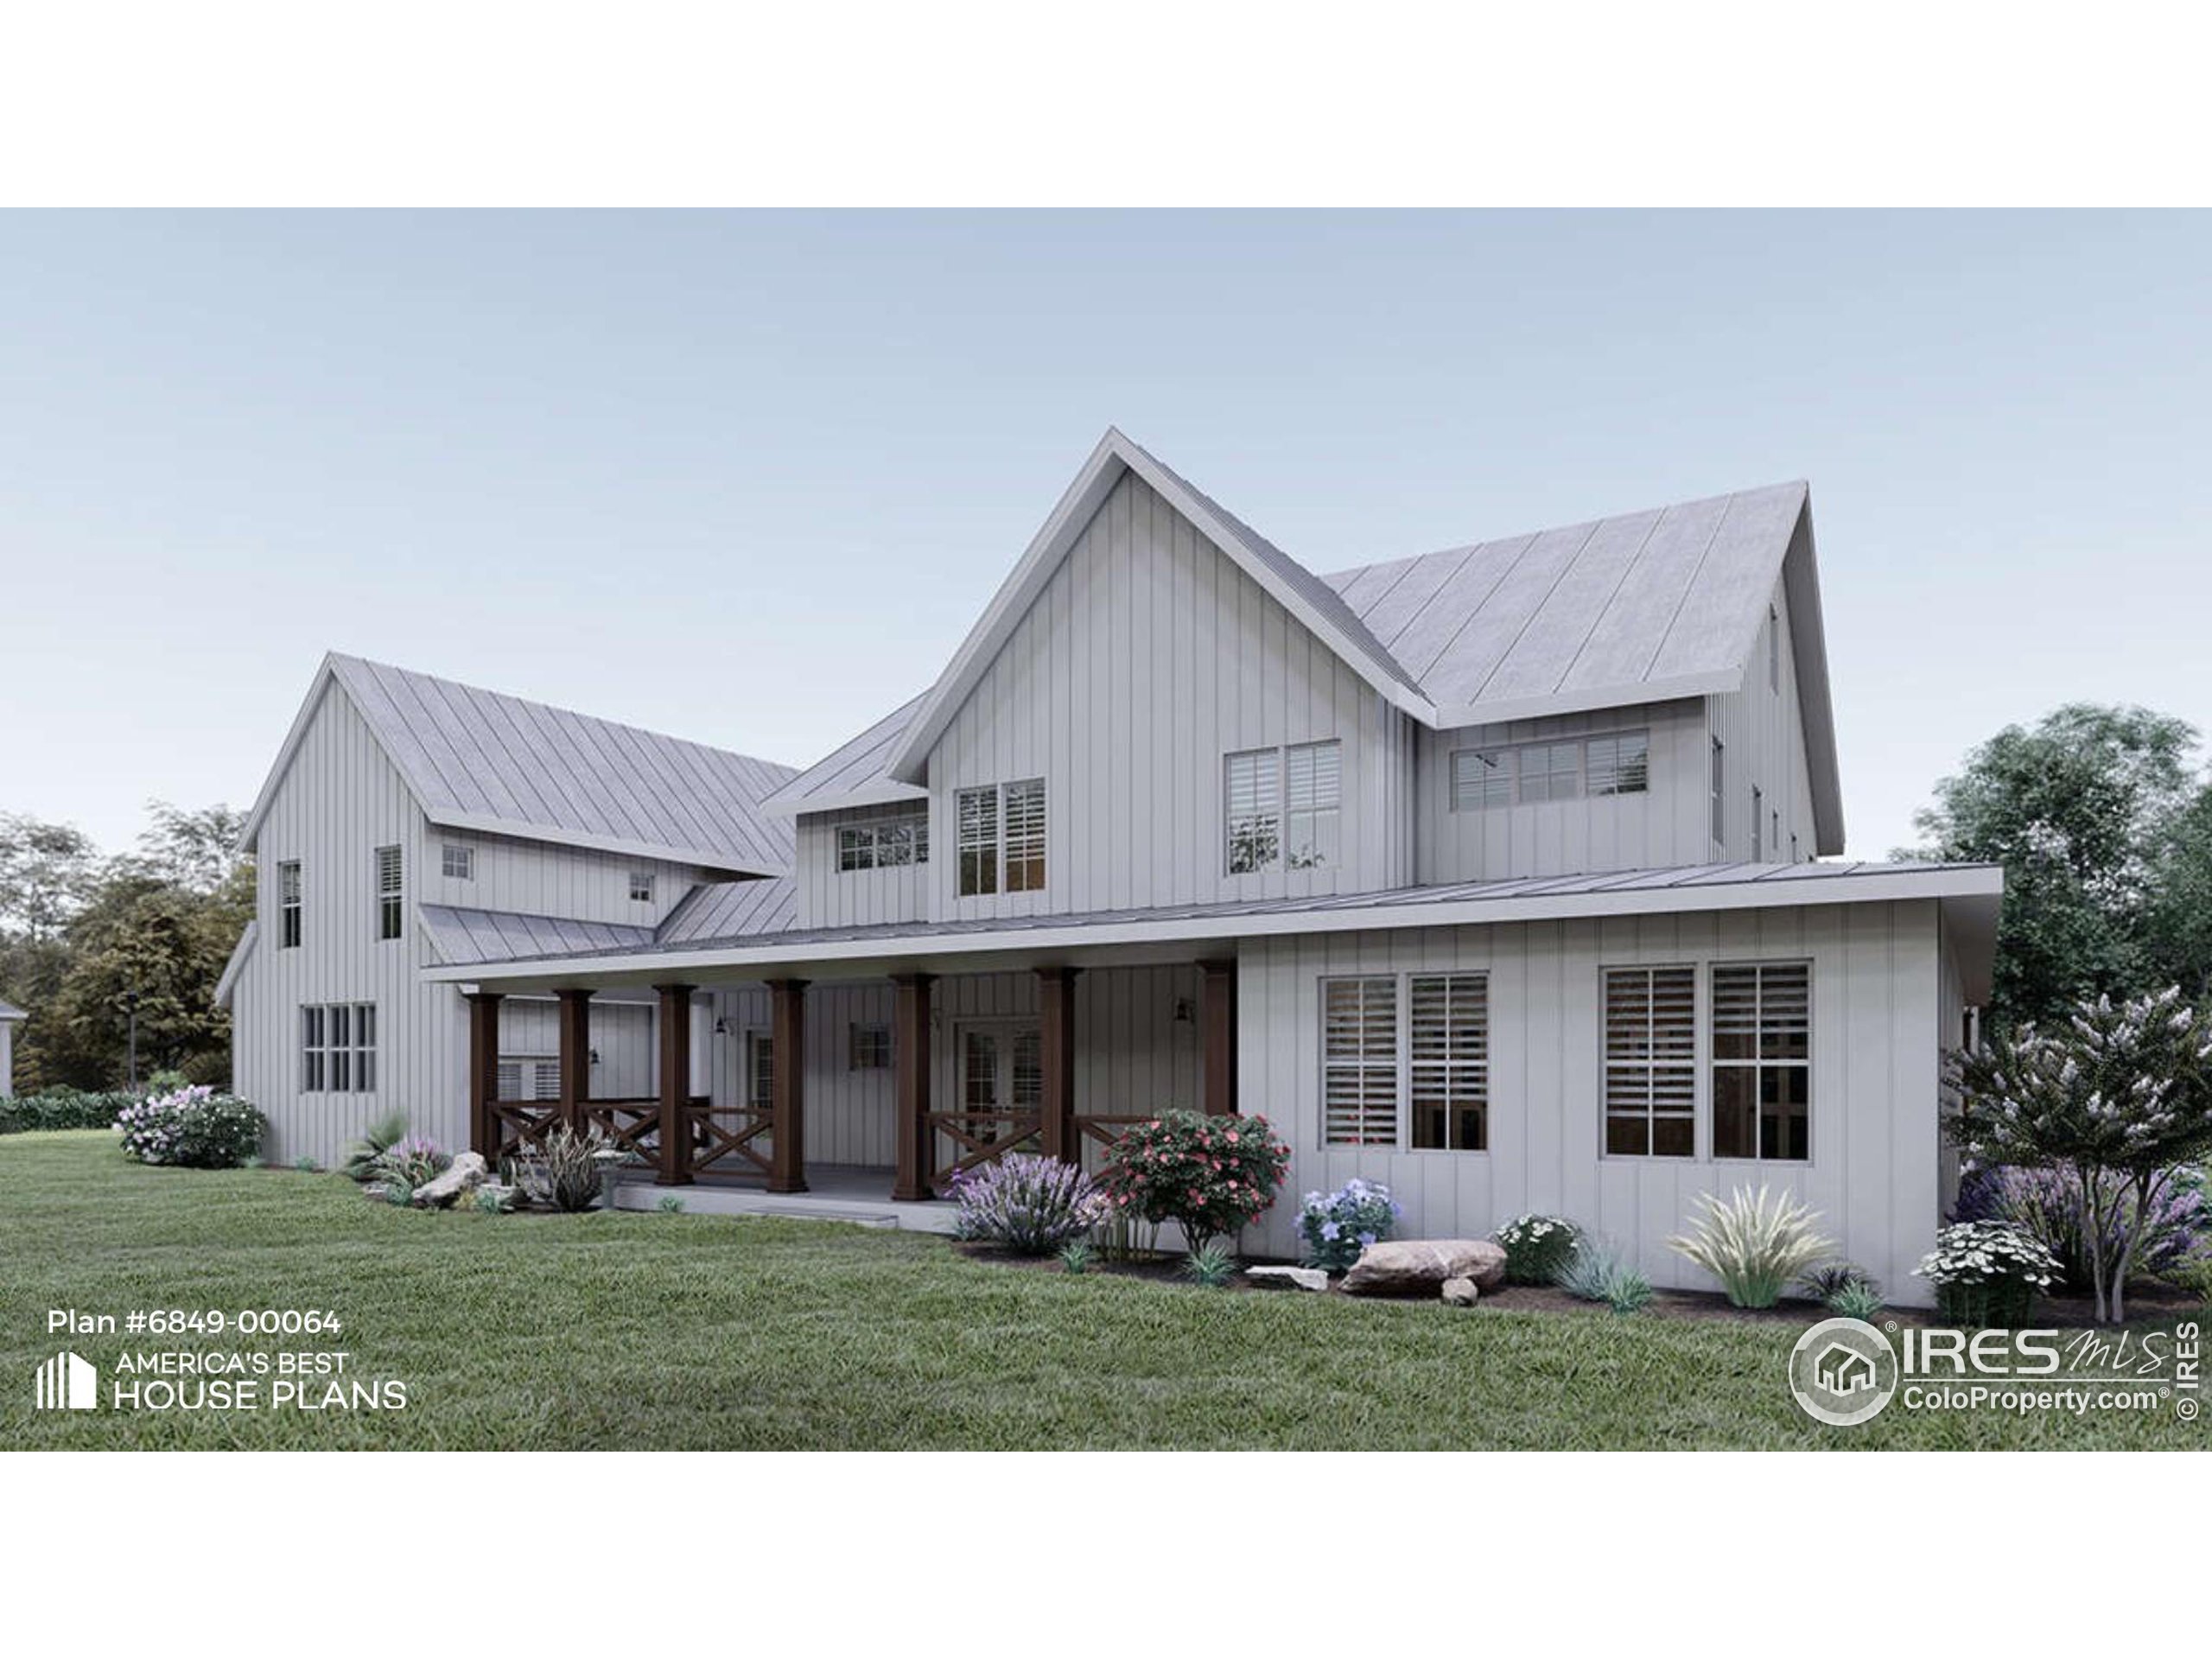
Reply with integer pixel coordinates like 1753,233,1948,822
1430,669,1741,732
881,431,1435,785
421,810,787,880
424,864,2004,986
234,655,344,855
760,779,931,818
213,919,258,1011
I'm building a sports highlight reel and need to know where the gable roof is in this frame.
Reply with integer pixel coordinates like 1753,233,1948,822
238,655,801,878
882,429,1438,785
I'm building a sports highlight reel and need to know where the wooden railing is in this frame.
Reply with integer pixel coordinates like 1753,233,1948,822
681,1099,774,1179
926,1110,1042,1189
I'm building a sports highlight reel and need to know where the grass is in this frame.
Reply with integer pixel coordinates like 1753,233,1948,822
2,1131,2202,1451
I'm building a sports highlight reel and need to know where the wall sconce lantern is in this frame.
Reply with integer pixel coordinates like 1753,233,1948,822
1171,997,1194,1026
713,1016,729,1036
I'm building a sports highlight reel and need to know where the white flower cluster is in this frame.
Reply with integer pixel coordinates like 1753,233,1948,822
1494,1213,1571,1245
1912,1219,2061,1290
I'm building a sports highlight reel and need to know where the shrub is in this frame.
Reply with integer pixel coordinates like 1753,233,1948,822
1667,1185,1836,1309
1295,1179,1402,1273
382,1178,414,1207
293,1155,321,1173
949,1153,1106,1254
1058,1238,1094,1274
114,1085,266,1169
0,1087,137,1134
1493,1214,1581,1286
1180,1240,1238,1287
514,1124,612,1212
1554,1241,1650,1313
474,1184,516,1215
1798,1262,1880,1303
657,1194,686,1214
1915,1220,2062,1328
373,1135,450,1197
342,1110,410,1184
1101,1111,1291,1254
1830,1280,1885,1320
1953,1161,2207,1293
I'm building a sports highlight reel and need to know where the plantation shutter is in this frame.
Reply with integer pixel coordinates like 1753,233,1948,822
1003,779,1046,892
1409,973,1488,1150
957,786,998,896
1712,963,1811,1160
1604,967,1695,1157
1452,748,1515,810
1225,748,1281,873
495,1060,524,1099
375,844,404,940
1322,976,1398,1147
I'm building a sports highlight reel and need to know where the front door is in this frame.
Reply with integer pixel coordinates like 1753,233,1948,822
957,1021,1043,1146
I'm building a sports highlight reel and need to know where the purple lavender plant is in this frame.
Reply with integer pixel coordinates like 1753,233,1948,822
947,1154,1107,1255
1954,1161,2206,1290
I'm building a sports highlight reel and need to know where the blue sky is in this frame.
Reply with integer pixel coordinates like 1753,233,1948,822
1,211,2205,860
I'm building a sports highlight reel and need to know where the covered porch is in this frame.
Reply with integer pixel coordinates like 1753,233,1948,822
460,956,1243,1205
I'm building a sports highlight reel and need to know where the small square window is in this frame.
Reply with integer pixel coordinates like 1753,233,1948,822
849,1023,893,1070
629,873,654,904
442,843,474,880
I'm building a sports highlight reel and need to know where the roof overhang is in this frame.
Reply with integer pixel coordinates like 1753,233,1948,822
1781,502,1848,857
416,809,774,880
425,862,2002,995
213,919,257,1011
761,777,930,818
881,429,1438,786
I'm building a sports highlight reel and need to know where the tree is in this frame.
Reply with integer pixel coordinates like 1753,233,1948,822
1946,988,2212,1324
2147,780,2212,1001
1909,704,2199,1028
129,801,250,899
0,813,103,942
47,874,244,1087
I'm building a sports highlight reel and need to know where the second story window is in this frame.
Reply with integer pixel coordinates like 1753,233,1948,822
956,779,1048,897
1225,741,1340,873
837,813,928,873
1452,730,1647,811
374,845,403,942
277,861,302,949
442,843,474,880
629,872,655,904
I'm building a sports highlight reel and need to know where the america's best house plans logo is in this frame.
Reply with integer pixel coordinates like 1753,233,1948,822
34,1351,99,1411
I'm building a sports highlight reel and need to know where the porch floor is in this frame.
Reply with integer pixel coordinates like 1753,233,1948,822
612,1163,960,1234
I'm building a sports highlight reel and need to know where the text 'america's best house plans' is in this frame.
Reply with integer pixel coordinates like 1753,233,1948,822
219,429,1999,1300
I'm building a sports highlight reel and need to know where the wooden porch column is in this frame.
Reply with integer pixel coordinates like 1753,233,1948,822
767,978,809,1193
466,990,503,1158
1038,966,1080,1162
1199,959,1238,1116
890,974,934,1201
556,988,594,1134
654,984,695,1186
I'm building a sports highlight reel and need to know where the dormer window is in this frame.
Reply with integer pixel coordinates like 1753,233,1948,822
629,872,655,904
1452,730,1648,810
1225,741,1340,874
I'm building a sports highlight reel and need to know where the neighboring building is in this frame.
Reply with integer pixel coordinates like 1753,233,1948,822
0,998,24,1096
228,429,1999,1302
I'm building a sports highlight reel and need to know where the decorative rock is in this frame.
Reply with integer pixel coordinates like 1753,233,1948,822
1440,1276,1480,1307
1341,1238,1508,1297
1246,1265,1331,1293
412,1151,490,1209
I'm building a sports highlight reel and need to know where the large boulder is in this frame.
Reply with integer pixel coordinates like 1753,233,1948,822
413,1151,490,1209
1341,1238,1507,1297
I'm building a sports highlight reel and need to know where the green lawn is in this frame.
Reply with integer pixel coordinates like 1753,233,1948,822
1,1131,2201,1450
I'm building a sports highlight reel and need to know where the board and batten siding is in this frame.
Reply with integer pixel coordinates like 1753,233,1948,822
1416,697,1709,883
921,468,1417,924
1237,897,1949,1303
1705,574,1821,863
421,831,706,929
792,802,931,930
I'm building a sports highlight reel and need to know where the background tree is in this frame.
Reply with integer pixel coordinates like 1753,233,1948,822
2146,780,2212,1001
1908,703,2201,1028
0,813,102,941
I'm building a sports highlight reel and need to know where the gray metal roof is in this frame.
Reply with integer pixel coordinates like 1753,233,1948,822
759,695,927,815
1319,480,1810,721
657,877,796,944
448,860,1989,970
239,655,801,876
419,905,662,967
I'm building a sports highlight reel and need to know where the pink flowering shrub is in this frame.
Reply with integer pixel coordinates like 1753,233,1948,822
115,1084,266,1169
1101,1110,1291,1254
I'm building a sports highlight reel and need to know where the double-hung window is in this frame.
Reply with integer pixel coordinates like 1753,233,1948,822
302,1002,377,1093
1322,976,1398,1146
374,845,403,941
1603,967,1696,1157
1712,963,1811,1160
277,861,302,949
956,780,1046,896
1225,740,1339,873
1409,974,1489,1150
1319,971,1490,1151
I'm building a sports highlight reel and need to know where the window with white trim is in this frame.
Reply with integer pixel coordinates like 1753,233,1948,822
442,843,474,880
277,861,302,949
1604,967,1695,1157
1452,730,1648,810
302,1002,377,1093
1710,739,1726,846
374,846,403,941
629,872,654,904
836,814,929,873
849,1022,892,1070
1322,976,1398,1146
746,1031,774,1113
1410,973,1488,1150
496,1055,560,1102
1226,741,1339,872
1712,963,1811,1160
956,780,1046,896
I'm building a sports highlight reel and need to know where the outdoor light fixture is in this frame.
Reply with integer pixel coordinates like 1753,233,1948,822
713,1016,729,1035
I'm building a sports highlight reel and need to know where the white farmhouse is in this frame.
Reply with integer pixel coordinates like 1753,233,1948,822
222,429,1998,1300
